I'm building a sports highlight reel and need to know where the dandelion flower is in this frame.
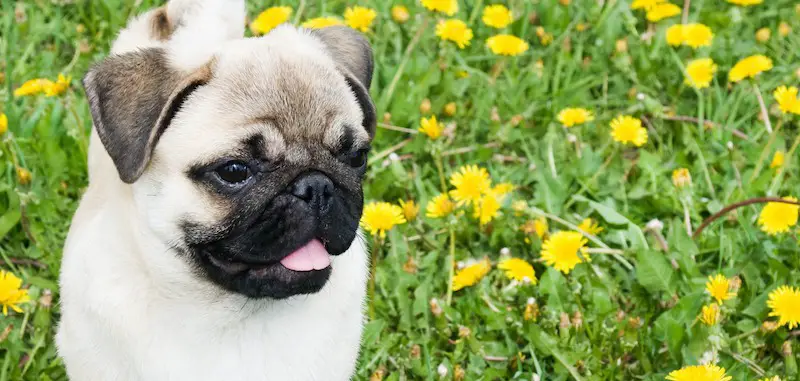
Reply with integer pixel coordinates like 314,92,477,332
491,183,514,195
541,231,589,274
706,274,737,304
577,218,603,235
631,0,665,10
250,6,292,35
665,24,685,46
0,113,7,135
756,28,771,43
533,217,548,238
610,115,648,147
426,193,456,218
361,202,406,238
419,115,444,139
14,78,54,97
486,34,529,56
666,364,732,381
700,303,720,325
421,0,459,16
498,258,537,284
436,19,473,49
473,192,501,225
557,107,594,127
726,0,762,6
482,5,513,29
779,22,791,37
391,5,410,23
683,24,713,48
398,199,419,222
453,258,491,291
0,270,30,316
44,73,71,97
767,286,800,329
773,86,800,115
449,165,492,206
672,168,692,188
512,200,527,214
535,27,553,46
684,58,717,89
757,197,799,235
444,102,457,116
646,3,681,22
301,17,343,29
16,167,32,185
344,6,377,32
770,151,785,169
728,55,773,82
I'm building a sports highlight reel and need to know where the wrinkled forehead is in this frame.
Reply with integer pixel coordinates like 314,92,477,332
205,36,370,149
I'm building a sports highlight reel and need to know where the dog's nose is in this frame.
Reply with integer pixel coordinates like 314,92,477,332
291,172,334,212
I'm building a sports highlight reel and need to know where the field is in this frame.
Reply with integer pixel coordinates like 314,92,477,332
2,0,800,380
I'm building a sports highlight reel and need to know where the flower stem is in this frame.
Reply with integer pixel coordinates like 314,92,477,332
749,119,783,183
767,130,800,196
445,226,456,306
368,235,381,320
434,149,448,193
753,82,773,134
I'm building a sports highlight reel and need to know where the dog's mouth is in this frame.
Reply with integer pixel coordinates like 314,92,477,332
207,239,332,276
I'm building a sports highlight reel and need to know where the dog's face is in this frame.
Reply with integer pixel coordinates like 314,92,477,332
83,25,375,299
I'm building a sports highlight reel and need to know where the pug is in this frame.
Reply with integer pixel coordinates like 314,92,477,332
55,0,374,380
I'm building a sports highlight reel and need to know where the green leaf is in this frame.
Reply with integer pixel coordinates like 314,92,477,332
635,250,675,294
0,191,22,240
573,195,628,225
539,267,569,312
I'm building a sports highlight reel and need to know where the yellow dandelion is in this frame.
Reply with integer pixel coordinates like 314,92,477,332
398,199,419,222
773,86,800,115
770,151,785,169
533,217,548,238
726,0,762,6
756,27,771,43
449,165,492,206
421,0,459,16
419,115,444,140
672,168,692,188
0,113,7,135
556,107,594,127
646,3,681,22
706,274,737,304
391,5,410,23
684,58,718,89
301,17,344,29
361,202,406,238
610,115,648,147
779,22,791,37
436,19,473,49
482,4,513,29
14,78,54,97
0,270,30,316
512,200,527,214
683,24,714,49
665,24,685,46
16,167,32,185
757,197,799,235
665,364,732,381
540,231,589,274
250,6,292,35
486,34,529,56
344,6,377,32
758,377,781,381
426,193,456,218
767,286,800,329
44,73,71,97
535,27,553,46
577,218,603,235
497,258,537,284
453,258,491,291
728,54,773,82
491,182,514,196
444,102,457,116
631,0,665,10
473,192,501,225
700,303,720,326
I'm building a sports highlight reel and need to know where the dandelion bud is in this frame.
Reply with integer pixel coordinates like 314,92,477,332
500,247,510,256
672,168,691,188
453,365,465,381
409,344,421,359
391,5,410,23
437,364,448,378
559,312,571,329
403,256,418,274
756,28,771,43
38,289,53,308
615,38,628,53
490,107,500,122
444,102,457,116
369,367,386,381
782,341,793,356
726,141,734,150
429,298,443,317
646,219,664,231
458,325,471,338
779,22,791,37
761,320,779,333
16,167,31,185
382,112,392,124
419,98,432,114
571,310,583,329
729,276,742,294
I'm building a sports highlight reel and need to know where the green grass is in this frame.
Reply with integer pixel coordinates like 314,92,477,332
2,0,800,380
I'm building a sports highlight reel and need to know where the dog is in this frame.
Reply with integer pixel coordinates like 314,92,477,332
55,0,375,379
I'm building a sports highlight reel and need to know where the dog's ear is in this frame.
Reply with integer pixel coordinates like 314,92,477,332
83,48,212,183
312,26,376,138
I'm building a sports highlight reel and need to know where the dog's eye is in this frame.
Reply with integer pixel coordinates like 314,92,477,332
345,149,369,168
215,162,252,184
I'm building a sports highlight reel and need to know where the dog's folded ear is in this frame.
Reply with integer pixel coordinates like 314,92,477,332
312,26,376,138
83,49,212,183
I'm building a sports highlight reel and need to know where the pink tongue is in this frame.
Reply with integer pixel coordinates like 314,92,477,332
280,239,331,272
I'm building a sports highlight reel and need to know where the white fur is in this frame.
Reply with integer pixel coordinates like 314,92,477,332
57,2,369,380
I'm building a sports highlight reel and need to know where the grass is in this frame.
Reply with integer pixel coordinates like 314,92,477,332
2,0,800,380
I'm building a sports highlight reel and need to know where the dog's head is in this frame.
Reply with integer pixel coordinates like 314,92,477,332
83,16,375,299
